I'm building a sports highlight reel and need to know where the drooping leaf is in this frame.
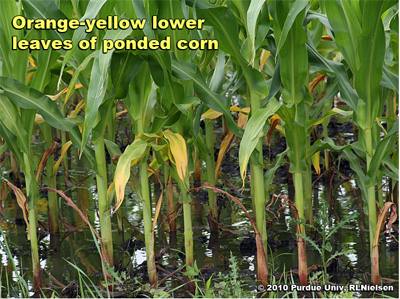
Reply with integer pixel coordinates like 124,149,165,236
163,130,188,185
0,77,94,165
114,139,148,212
53,141,72,173
5,180,30,239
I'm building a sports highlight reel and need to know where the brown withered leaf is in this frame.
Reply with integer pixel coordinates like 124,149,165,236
36,140,59,181
5,180,30,238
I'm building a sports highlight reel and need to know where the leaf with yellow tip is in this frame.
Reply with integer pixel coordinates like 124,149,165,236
48,84,83,102
259,49,271,72
230,106,250,114
266,114,281,146
53,141,72,173
215,112,248,181
308,74,325,94
69,100,85,117
36,141,59,181
34,114,45,125
203,106,250,119
107,182,115,204
28,56,36,67
202,109,223,119
116,109,128,118
65,51,98,104
114,139,148,213
312,151,321,175
163,130,187,184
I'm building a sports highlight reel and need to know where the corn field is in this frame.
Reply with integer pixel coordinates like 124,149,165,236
0,0,398,298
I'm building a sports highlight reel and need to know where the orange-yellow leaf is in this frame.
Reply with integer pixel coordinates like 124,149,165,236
69,99,85,117
107,181,115,203
114,139,148,213
215,112,248,181
321,35,333,41
163,130,187,184
65,83,84,104
202,109,223,119
312,152,321,175
259,49,271,72
53,141,72,173
309,74,325,94
266,114,281,146
36,141,59,181
48,83,83,102
34,114,45,125
230,106,250,114
116,109,128,118
5,180,30,239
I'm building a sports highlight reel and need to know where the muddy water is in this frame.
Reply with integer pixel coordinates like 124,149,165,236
0,125,398,298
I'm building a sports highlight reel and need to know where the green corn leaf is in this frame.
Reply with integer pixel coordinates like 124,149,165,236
22,0,72,44
171,57,242,137
307,40,358,110
247,0,267,63
380,156,399,181
343,148,368,200
0,95,29,155
81,28,133,151
60,0,108,74
197,6,242,62
306,137,350,160
285,120,307,173
309,77,339,120
307,108,352,130
104,139,122,158
381,65,399,93
279,5,308,105
324,0,361,74
124,63,153,132
110,52,143,99
158,0,189,61
0,77,94,165
275,0,309,56
305,11,333,31
0,121,24,164
65,51,99,103
0,0,21,78
264,149,288,194
266,58,281,101
367,120,399,184
209,50,226,93
354,0,388,129
239,98,280,183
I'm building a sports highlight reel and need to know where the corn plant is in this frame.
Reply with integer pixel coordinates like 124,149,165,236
323,0,399,284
